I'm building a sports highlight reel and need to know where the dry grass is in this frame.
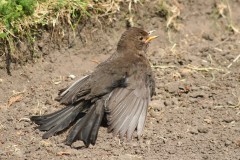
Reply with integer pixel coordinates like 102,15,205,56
157,0,182,31
213,0,239,33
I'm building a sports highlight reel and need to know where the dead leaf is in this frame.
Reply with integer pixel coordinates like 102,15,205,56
8,94,23,107
90,60,100,64
57,151,71,156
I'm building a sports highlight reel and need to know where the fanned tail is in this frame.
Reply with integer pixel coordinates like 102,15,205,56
65,100,104,147
30,103,86,139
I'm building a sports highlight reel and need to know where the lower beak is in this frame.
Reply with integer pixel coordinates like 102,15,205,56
145,36,158,43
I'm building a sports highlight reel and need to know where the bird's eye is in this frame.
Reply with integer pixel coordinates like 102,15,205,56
139,36,143,41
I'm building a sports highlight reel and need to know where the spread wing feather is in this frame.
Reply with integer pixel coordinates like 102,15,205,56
107,83,150,139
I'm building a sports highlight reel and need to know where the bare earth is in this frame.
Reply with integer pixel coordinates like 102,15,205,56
0,1,240,159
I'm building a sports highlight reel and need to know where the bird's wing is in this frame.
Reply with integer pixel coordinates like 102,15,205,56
55,55,130,105
55,72,128,105
106,78,151,139
55,75,91,104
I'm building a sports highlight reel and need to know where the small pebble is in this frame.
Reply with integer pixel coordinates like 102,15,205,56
45,99,53,105
223,117,234,123
202,155,209,159
189,128,198,135
202,32,213,41
165,82,179,93
225,140,232,147
198,127,209,133
68,74,76,80
149,100,164,111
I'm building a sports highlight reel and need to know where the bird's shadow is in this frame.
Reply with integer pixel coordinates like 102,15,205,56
71,145,87,150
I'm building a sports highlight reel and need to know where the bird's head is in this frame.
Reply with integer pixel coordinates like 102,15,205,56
117,27,158,52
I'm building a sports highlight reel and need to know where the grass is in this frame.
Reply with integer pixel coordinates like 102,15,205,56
211,0,239,33
0,0,129,74
157,0,181,31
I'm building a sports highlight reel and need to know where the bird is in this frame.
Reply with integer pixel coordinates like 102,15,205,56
31,27,157,147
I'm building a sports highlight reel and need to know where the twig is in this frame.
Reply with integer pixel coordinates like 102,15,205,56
214,36,231,47
151,65,177,69
185,64,224,72
227,53,240,68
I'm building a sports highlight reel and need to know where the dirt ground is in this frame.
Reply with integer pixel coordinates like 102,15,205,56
1,0,240,159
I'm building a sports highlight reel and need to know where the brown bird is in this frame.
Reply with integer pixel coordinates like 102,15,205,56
31,27,157,147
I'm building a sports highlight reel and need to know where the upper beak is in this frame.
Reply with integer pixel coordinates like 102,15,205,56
148,30,156,35
145,36,158,43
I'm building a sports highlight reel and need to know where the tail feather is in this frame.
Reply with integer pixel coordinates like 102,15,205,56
30,105,72,125
65,101,104,147
31,103,86,139
42,105,85,139
38,106,79,131
89,110,104,145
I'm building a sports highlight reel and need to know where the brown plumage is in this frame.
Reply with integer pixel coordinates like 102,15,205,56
31,27,157,147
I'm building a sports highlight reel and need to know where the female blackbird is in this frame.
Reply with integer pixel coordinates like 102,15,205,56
31,27,157,147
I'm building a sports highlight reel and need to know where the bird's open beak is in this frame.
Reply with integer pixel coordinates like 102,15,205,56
145,36,158,43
